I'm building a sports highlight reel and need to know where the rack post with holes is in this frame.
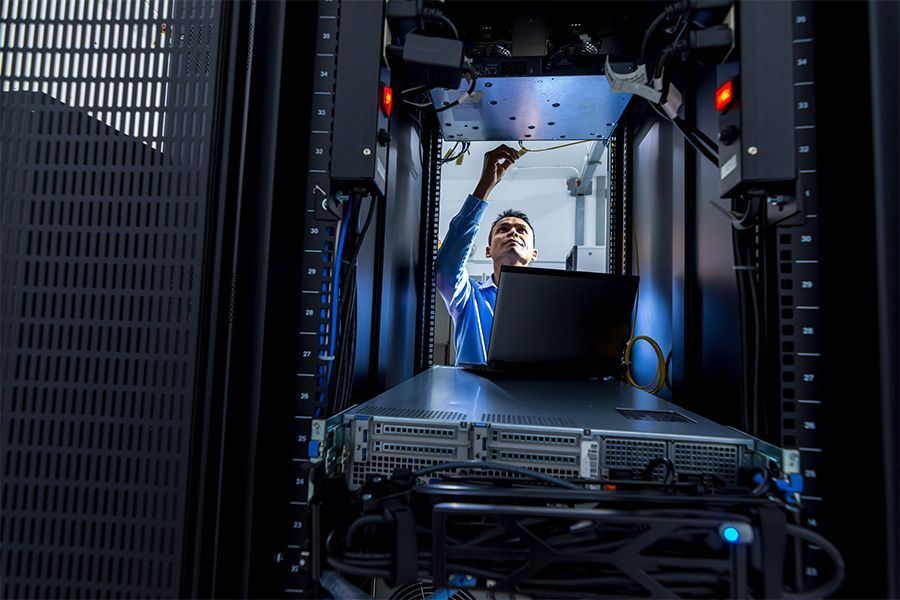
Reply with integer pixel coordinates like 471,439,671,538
281,0,342,593
608,131,623,274
772,1,827,589
414,114,443,373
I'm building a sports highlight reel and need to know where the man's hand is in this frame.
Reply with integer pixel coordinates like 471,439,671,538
473,144,519,201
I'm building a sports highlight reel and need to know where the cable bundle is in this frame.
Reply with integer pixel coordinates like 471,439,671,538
326,194,378,416
326,499,845,598
729,196,765,436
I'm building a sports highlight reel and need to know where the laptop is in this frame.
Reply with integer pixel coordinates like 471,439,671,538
460,265,639,377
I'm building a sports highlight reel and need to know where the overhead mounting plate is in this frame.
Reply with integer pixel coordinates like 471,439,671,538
431,75,631,141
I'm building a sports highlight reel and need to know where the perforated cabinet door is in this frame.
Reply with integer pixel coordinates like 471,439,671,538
0,1,225,597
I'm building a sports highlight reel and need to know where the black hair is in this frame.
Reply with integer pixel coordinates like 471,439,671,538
488,209,536,245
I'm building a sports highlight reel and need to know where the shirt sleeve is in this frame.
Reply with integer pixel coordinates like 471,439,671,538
435,194,488,319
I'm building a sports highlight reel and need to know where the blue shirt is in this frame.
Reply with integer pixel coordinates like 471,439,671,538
436,195,497,365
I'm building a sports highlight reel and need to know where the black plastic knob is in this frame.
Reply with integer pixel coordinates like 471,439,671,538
717,125,739,145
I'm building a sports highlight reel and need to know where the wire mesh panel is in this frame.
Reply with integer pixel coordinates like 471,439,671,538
0,0,224,596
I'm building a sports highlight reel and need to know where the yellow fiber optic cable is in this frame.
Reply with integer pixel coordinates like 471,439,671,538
624,219,667,394
517,139,593,157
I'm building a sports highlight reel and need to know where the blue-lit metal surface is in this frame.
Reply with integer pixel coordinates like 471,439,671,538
431,76,632,142
345,366,755,445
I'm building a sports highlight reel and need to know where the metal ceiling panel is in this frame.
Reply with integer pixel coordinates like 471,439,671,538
431,76,632,142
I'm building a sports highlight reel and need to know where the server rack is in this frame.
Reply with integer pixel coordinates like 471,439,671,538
606,2,888,596
257,1,438,594
2,0,895,597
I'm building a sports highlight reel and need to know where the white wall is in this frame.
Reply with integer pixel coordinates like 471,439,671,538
438,140,604,279
440,177,577,277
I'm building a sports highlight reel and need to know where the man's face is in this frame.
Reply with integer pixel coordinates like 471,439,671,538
486,216,538,266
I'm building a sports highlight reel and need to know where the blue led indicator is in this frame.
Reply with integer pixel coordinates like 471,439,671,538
722,527,740,543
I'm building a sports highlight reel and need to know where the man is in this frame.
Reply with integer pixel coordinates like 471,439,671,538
436,144,539,365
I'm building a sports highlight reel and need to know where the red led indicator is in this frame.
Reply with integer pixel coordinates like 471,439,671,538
381,85,393,117
715,80,734,112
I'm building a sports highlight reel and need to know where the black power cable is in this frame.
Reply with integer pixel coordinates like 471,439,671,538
735,229,751,433
685,117,719,151
434,63,477,113
343,195,377,290
650,101,719,165
345,514,389,547
337,193,382,413
782,524,847,598
641,7,678,67
325,507,842,598
322,192,382,416
641,0,734,68
642,3,734,167
747,210,762,436
729,196,765,436
422,8,459,39
736,196,769,441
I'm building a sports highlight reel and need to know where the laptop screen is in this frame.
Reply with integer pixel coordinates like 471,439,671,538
488,266,639,376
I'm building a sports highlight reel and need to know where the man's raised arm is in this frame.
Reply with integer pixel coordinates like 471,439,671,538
435,145,518,317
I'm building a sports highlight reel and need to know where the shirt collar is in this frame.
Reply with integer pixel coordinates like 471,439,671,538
477,277,497,290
